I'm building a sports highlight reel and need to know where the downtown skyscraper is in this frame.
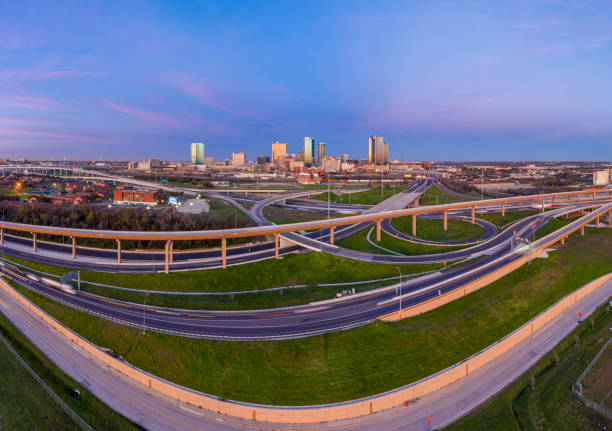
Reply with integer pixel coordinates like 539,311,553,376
368,135,388,165
304,137,315,165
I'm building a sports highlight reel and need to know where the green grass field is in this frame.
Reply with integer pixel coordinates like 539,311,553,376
262,206,341,224
478,210,539,228
13,226,611,406
335,226,469,255
418,185,475,205
391,217,485,243
335,185,409,205
0,307,140,431
5,253,441,293
446,302,612,431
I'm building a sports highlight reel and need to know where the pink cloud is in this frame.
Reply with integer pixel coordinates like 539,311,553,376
102,98,185,128
0,94,69,111
0,125,107,142
164,73,269,121
0,69,103,88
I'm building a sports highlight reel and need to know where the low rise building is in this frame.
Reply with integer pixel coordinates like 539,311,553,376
113,189,159,204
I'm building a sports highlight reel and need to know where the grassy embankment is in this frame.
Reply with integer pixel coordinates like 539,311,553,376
11,226,612,405
391,217,485,243
336,227,469,255
446,302,612,431
0,304,140,431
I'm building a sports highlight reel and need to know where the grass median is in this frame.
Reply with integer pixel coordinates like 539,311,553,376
10,226,612,405
391,217,485,243
446,300,612,430
335,226,469,255
334,185,409,205
262,206,344,224
478,209,538,228
4,253,441,293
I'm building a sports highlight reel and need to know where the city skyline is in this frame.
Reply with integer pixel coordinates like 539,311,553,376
1,1,612,161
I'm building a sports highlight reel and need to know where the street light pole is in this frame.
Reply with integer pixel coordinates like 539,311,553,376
142,293,149,335
396,266,402,315
327,176,330,219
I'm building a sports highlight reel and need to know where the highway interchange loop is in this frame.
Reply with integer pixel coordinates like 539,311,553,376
0,166,611,340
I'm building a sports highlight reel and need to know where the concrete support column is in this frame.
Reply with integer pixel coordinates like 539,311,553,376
501,202,505,217
596,216,600,228
71,237,76,259
33,233,37,252
518,200,521,208
552,196,556,205
0,228,3,244
443,210,448,231
164,240,170,274
412,215,417,236
581,225,584,236
470,206,475,224
274,233,279,259
541,201,545,213
222,238,227,269
376,220,381,241
560,236,565,245
117,240,121,263
169,240,173,263
329,226,334,245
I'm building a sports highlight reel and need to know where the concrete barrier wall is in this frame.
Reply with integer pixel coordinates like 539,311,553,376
2,271,611,424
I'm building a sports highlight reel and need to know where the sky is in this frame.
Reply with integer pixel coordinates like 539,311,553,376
1,0,612,161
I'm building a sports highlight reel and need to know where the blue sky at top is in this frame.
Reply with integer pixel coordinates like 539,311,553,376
0,0,611,161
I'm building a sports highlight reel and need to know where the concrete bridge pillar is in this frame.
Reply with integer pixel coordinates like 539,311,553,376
169,240,174,263
274,233,279,259
581,225,584,236
443,210,447,231
541,201,545,213
470,206,475,224
501,202,505,217
222,238,227,268
71,237,76,259
412,215,417,236
330,226,334,245
116,240,121,263
560,236,565,245
164,240,171,274
33,233,37,252
0,228,3,244
376,220,381,241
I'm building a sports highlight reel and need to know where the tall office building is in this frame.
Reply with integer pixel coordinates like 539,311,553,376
271,141,287,164
317,142,326,164
232,152,246,167
191,142,205,165
304,137,315,165
368,135,389,165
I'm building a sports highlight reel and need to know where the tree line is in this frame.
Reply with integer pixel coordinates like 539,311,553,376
0,198,257,250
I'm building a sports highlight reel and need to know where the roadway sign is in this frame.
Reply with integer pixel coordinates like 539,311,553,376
169,196,179,205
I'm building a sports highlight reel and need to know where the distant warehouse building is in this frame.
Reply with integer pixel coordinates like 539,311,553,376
593,169,611,185
113,189,159,204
